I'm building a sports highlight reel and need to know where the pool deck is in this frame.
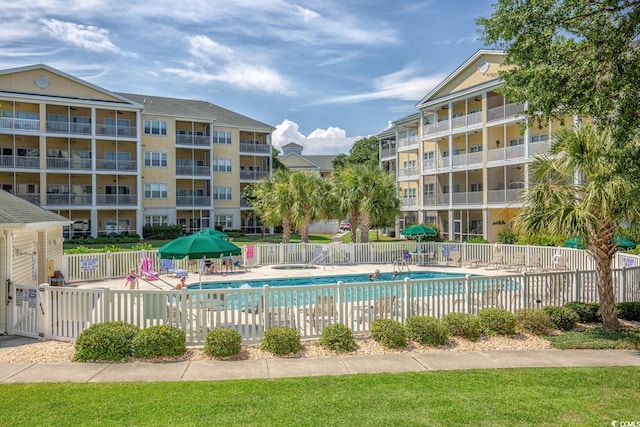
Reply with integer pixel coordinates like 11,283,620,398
71,263,509,291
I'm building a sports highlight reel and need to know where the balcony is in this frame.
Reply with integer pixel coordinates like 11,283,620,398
96,159,137,172
96,194,137,206
0,155,40,169
176,163,210,177
0,117,40,132
451,191,483,205
487,102,525,122
397,134,418,151
240,170,270,181
46,121,92,135
380,145,396,159
176,195,210,207
14,193,40,204
239,141,270,154
46,157,92,171
398,167,419,180
96,124,136,138
46,193,93,206
487,189,524,204
176,133,210,147
400,198,418,208
451,152,483,169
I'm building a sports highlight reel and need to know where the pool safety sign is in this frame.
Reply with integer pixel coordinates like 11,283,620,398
15,288,37,308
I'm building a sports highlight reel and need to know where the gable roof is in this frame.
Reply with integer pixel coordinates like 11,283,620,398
415,50,505,109
118,92,273,131
0,190,71,227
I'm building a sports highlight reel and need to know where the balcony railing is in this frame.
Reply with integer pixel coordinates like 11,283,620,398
487,102,525,122
96,124,136,137
435,120,449,133
96,194,137,206
239,142,270,154
46,121,92,135
46,158,92,170
380,146,396,159
397,135,418,150
451,191,483,205
487,189,524,204
0,117,40,132
175,134,210,146
46,194,93,206
437,157,451,169
398,167,418,179
176,164,210,176
95,159,137,172
400,198,418,208
0,155,40,169
14,193,40,204
176,196,211,207
240,170,270,180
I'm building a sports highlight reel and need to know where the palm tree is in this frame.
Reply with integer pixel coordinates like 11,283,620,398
514,123,640,331
247,169,295,243
289,171,330,243
333,164,400,244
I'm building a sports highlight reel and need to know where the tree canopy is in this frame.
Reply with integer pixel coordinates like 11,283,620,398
478,0,640,149
332,136,379,170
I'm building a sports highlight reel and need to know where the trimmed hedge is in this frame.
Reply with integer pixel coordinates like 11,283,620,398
405,316,449,346
616,302,640,321
443,312,482,341
204,329,243,358
564,302,600,323
260,327,301,355
131,325,186,359
515,308,553,336
544,306,580,331
370,318,407,349
478,308,516,336
75,321,140,362
319,323,356,352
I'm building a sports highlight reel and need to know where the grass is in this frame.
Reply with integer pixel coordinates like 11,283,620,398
546,325,640,349
1,367,638,426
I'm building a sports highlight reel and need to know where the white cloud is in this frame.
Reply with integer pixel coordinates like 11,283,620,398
272,119,359,155
40,19,122,53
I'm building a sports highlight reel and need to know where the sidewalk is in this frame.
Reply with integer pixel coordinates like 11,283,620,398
1,341,638,383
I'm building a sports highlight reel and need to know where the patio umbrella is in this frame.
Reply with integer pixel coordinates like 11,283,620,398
563,236,584,249
157,234,241,260
195,228,229,240
564,235,636,250
400,224,437,241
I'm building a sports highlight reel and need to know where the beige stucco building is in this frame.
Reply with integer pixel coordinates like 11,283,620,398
0,64,273,238
379,50,568,241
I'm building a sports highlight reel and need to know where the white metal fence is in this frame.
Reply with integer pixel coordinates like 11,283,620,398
10,242,640,344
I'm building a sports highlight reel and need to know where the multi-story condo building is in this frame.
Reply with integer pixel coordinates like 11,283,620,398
380,50,567,242
0,64,273,238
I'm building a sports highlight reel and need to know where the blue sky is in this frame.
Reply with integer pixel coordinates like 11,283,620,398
0,0,495,154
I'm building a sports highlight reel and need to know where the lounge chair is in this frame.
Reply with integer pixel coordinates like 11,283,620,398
525,253,543,272
505,253,526,272
447,251,461,267
355,295,398,324
553,255,569,271
139,257,160,280
307,295,336,332
485,253,503,270
160,259,188,277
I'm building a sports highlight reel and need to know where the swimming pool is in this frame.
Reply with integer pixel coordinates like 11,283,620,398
194,270,468,290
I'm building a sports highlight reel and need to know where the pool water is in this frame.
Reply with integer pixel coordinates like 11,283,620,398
196,270,467,290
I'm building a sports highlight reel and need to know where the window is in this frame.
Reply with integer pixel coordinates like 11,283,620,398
213,186,232,200
144,215,168,226
402,159,416,169
212,158,232,172
424,151,435,160
213,130,232,144
443,185,449,194
531,133,549,143
424,183,435,196
144,151,168,167
144,183,168,199
143,120,167,136
509,137,524,147
469,145,483,153
215,215,233,229
470,182,483,192
402,188,417,198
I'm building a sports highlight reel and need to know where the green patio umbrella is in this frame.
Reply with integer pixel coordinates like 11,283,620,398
400,224,438,241
564,236,636,250
157,234,241,260
195,228,229,240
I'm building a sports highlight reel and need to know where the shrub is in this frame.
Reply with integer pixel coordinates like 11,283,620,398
370,318,407,349
616,302,640,321
131,325,186,359
75,321,140,362
515,308,553,336
204,329,243,358
443,312,482,341
497,228,517,244
544,306,580,331
405,316,449,346
564,302,600,323
319,323,356,352
260,327,301,355
143,224,183,240
478,308,516,335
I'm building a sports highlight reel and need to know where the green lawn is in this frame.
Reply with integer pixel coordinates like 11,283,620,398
2,367,639,426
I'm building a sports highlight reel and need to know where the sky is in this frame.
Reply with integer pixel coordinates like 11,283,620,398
0,0,496,155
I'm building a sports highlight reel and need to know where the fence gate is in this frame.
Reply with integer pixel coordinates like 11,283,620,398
10,283,44,339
